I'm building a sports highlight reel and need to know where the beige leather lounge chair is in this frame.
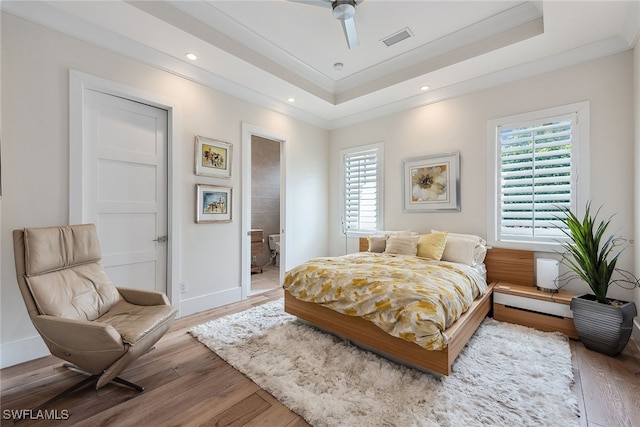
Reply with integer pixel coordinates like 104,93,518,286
13,223,178,408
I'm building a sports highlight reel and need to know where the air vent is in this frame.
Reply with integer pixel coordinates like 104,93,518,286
381,28,413,47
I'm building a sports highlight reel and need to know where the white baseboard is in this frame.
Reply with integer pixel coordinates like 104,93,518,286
0,335,49,369
1,288,243,369
178,287,242,318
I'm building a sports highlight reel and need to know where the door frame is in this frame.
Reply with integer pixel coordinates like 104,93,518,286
241,123,287,299
69,70,183,310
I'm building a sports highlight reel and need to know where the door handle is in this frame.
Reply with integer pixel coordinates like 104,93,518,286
153,235,168,243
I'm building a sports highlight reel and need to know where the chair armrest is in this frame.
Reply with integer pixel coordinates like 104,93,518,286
117,287,171,306
32,315,124,352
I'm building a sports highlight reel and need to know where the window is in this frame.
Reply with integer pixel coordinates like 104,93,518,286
341,143,384,235
487,102,589,250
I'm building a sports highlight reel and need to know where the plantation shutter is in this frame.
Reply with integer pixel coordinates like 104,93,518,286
344,148,380,233
498,113,576,242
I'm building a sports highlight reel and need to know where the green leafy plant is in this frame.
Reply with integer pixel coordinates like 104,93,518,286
556,202,624,304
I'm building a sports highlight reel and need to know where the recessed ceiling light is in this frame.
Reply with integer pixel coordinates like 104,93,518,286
186,53,198,61
334,62,344,71
420,85,430,91
288,97,295,103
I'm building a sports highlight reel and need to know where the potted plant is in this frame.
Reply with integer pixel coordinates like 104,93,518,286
557,202,637,356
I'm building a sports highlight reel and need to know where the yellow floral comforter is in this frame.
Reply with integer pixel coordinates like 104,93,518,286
283,252,487,351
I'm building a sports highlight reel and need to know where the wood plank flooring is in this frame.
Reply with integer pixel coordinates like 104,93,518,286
1,285,639,427
250,264,280,293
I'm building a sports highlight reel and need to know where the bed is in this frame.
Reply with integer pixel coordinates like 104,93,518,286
283,234,534,375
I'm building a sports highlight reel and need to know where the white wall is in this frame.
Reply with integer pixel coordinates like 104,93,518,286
0,12,329,367
330,51,636,303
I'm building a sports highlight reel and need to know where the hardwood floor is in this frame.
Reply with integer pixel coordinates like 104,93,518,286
571,338,640,427
1,285,639,427
0,288,304,427
251,264,280,293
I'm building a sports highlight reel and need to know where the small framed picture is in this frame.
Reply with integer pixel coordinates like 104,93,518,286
195,136,232,178
196,184,232,223
403,151,460,212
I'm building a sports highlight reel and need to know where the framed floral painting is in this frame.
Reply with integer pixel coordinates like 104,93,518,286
196,184,232,223
195,136,232,178
403,152,460,212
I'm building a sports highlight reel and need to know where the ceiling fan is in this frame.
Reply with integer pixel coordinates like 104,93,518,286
296,0,365,49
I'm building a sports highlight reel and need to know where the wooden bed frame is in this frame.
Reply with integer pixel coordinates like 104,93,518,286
284,239,534,376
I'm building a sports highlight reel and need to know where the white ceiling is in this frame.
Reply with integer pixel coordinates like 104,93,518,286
3,1,639,129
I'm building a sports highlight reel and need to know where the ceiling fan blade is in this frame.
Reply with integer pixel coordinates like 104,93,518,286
288,0,331,9
341,17,359,49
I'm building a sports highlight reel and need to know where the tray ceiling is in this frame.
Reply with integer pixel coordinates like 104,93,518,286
3,1,639,128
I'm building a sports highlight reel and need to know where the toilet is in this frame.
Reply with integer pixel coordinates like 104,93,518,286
268,234,280,266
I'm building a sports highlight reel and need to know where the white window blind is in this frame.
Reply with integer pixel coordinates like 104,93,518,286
343,146,382,233
498,113,576,243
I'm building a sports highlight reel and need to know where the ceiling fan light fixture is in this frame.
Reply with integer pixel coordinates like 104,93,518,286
332,1,356,20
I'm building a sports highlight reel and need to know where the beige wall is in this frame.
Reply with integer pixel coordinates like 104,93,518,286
329,51,636,303
0,12,329,366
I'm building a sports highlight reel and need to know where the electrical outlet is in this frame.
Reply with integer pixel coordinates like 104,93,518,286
180,281,189,294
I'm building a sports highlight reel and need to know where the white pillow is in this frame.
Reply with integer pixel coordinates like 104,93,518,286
440,235,487,266
366,231,418,253
384,230,417,237
431,230,487,245
384,235,419,256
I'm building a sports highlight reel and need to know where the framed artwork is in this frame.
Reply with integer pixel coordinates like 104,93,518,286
403,151,460,212
196,184,232,223
195,136,232,178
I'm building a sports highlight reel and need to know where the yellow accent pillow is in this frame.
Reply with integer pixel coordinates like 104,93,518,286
417,232,448,260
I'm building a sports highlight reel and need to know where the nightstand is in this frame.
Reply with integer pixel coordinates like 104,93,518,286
493,281,578,339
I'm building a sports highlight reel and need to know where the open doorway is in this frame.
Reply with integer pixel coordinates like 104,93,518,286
250,135,282,293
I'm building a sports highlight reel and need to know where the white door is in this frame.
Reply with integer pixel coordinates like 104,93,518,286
84,89,168,293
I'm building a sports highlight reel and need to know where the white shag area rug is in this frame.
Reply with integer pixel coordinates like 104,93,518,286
190,300,579,427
